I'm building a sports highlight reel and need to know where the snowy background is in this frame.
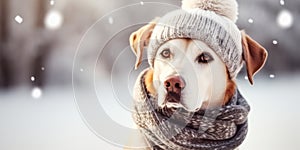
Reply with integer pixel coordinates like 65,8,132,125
0,0,300,149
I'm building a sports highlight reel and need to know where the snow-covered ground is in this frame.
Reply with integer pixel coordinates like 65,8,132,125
0,74,300,150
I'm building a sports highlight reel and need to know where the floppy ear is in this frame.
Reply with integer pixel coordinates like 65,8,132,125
241,31,268,85
129,18,158,69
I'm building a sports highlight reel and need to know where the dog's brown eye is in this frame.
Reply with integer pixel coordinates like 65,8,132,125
161,49,171,58
196,52,213,64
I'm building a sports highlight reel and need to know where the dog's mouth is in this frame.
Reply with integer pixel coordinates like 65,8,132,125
158,92,194,121
162,92,183,109
158,92,201,121
166,92,181,103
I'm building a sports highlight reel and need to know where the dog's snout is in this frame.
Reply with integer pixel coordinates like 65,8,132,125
164,76,185,92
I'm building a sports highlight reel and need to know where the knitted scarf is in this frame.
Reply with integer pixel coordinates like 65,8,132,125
133,70,250,150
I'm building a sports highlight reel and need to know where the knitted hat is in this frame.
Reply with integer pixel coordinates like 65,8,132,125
147,0,243,78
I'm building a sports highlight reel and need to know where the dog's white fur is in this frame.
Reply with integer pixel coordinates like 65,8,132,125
153,39,227,111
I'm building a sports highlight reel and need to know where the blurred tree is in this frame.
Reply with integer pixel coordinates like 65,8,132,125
31,0,50,87
0,0,11,88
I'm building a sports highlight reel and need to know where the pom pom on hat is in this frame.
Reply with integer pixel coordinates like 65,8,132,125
182,0,238,22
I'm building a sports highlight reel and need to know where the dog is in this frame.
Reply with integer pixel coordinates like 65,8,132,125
128,0,268,149
130,24,267,111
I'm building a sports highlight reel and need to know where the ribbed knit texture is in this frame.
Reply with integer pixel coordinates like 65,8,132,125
147,9,243,78
133,69,250,150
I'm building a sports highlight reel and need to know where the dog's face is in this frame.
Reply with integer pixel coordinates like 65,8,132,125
152,39,227,111
130,20,267,111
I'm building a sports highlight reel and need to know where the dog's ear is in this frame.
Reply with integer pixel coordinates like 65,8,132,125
241,30,268,85
129,18,158,69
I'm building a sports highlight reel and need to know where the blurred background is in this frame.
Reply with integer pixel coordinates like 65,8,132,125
0,0,299,149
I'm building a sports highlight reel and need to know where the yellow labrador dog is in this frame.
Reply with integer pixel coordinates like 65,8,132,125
127,0,268,149
132,30,267,109
127,23,267,150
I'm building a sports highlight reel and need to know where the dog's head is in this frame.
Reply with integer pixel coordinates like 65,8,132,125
151,38,231,111
130,6,267,111
130,21,267,111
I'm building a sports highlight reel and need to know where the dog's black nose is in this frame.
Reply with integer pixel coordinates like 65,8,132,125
164,76,185,93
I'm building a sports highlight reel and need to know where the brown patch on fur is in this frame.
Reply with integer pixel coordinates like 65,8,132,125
241,30,268,85
145,69,156,95
200,70,236,110
223,70,236,105
129,18,159,69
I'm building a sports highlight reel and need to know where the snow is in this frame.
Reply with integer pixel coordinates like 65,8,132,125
273,40,278,45
80,68,84,72
237,75,300,150
14,15,23,24
248,18,254,24
108,17,114,24
44,10,63,30
277,10,294,29
31,87,42,99
0,87,119,150
30,76,35,82
1,75,300,149
269,74,275,78
140,1,144,5
50,0,55,6
41,67,45,71
280,0,285,6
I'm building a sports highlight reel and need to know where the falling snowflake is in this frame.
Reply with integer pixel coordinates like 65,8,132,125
44,10,63,30
31,87,42,99
269,74,275,79
80,68,84,72
140,1,144,5
277,9,293,29
108,17,114,24
30,76,35,82
248,18,254,24
272,40,278,45
41,67,45,71
14,15,23,24
50,0,55,5
244,76,248,80
280,0,285,6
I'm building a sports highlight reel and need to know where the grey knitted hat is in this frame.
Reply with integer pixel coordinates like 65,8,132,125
147,0,243,78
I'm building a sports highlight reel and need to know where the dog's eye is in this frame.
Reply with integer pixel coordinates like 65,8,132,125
161,49,171,58
196,52,214,64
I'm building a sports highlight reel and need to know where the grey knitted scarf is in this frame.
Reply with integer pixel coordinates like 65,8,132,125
133,70,250,150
